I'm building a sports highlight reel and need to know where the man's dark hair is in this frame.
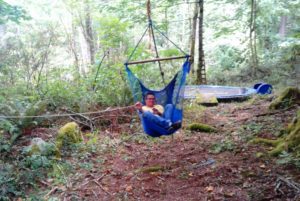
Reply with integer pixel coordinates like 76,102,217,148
144,92,155,99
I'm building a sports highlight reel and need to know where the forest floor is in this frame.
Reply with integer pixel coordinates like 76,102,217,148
13,96,300,200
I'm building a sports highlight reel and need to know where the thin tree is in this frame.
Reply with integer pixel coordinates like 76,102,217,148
189,1,198,75
84,0,95,65
249,0,259,76
279,16,288,38
196,0,206,84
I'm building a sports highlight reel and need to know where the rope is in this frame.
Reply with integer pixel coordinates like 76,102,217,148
126,25,149,64
152,23,188,56
126,20,189,64
153,1,200,9
156,17,200,24
93,51,108,90
0,105,135,119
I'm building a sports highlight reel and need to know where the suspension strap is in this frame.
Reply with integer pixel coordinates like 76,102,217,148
93,51,108,91
126,25,149,64
152,23,188,56
125,21,189,65
125,0,189,84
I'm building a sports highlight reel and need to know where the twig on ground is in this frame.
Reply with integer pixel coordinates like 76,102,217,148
44,186,59,199
157,176,165,181
189,158,216,170
39,180,51,186
255,105,298,117
63,108,95,131
92,190,99,199
275,176,300,198
234,105,299,123
96,173,108,181
277,176,300,192
92,180,112,196
78,179,91,189
177,185,188,190
275,180,284,195
69,115,92,131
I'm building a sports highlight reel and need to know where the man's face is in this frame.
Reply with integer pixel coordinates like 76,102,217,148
145,94,155,107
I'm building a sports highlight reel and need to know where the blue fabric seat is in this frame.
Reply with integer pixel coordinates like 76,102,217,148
125,58,190,137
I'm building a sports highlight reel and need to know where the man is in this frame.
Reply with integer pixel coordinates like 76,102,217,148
135,92,182,131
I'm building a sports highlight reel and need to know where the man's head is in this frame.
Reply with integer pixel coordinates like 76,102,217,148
144,92,156,107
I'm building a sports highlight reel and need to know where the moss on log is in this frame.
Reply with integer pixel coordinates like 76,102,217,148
136,166,164,173
269,87,300,110
187,123,217,133
56,122,82,151
251,109,300,156
196,94,219,106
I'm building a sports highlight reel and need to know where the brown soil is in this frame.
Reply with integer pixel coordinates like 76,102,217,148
26,98,300,200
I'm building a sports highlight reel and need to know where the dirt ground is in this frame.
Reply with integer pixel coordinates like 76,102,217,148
29,97,300,201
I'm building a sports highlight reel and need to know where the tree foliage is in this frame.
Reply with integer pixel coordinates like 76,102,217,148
0,0,29,24
0,0,299,109
0,0,300,199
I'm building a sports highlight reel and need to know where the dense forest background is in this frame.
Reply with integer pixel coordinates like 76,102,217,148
1,0,299,109
1,1,300,200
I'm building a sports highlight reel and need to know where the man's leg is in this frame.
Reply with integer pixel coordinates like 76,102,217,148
163,104,173,121
163,104,182,130
143,111,171,129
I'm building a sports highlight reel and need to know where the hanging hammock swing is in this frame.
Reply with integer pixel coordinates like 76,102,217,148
125,19,191,137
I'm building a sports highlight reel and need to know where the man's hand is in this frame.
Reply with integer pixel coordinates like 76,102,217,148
152,108,162,116
135,102,143,112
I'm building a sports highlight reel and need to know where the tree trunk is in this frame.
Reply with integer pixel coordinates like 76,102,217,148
164,7,169,48
62,14,81,79
196,0,206,84
190,2,198,74
71,20,80,77
84,0,95,65
253,0,258,68
36,35,53,88
279,16,288,38
249,0,259,77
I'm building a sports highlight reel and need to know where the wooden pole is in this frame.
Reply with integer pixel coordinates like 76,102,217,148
126,56,188,65
146,0,166,85
147,0,152,50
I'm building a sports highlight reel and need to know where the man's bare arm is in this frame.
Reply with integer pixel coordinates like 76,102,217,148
135,102,143,112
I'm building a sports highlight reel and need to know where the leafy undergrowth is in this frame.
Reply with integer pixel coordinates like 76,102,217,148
1,96,300,200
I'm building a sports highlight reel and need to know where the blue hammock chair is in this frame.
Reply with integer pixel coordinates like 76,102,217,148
125,58,190,137
125,20,190,137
